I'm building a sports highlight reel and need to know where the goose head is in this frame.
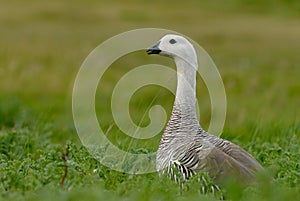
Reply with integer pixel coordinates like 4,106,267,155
146,34,198,69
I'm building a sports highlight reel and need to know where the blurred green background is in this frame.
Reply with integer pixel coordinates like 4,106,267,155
0,0,299,200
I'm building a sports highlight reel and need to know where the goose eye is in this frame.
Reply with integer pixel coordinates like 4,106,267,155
169,39,176,44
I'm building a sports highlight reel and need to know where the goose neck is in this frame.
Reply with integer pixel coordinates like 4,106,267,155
174,58,197,108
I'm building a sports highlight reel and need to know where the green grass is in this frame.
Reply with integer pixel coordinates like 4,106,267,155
0,0,299,200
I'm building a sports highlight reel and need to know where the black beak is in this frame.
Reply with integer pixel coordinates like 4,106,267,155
146,41,161,55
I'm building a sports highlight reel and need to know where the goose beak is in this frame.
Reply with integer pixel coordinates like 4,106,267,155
146,41,161,55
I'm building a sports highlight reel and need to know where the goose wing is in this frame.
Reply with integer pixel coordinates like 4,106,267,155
202,132,263,175
171,136,263,182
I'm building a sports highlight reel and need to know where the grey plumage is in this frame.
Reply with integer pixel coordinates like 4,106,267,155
157,102,263,184
147,34,263,186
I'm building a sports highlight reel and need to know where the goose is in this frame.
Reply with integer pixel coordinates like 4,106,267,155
146,34,263,187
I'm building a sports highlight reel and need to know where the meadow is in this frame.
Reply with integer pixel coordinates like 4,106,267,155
0,0,299,200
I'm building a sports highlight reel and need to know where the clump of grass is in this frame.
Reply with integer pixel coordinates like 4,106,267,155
0,123,299,201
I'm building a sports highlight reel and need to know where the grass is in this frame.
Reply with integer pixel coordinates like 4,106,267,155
0,0,299,200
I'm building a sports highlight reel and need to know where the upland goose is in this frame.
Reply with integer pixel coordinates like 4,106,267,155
146,34,263,187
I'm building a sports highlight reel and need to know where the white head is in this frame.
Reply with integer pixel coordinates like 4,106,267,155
146,34,198,69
